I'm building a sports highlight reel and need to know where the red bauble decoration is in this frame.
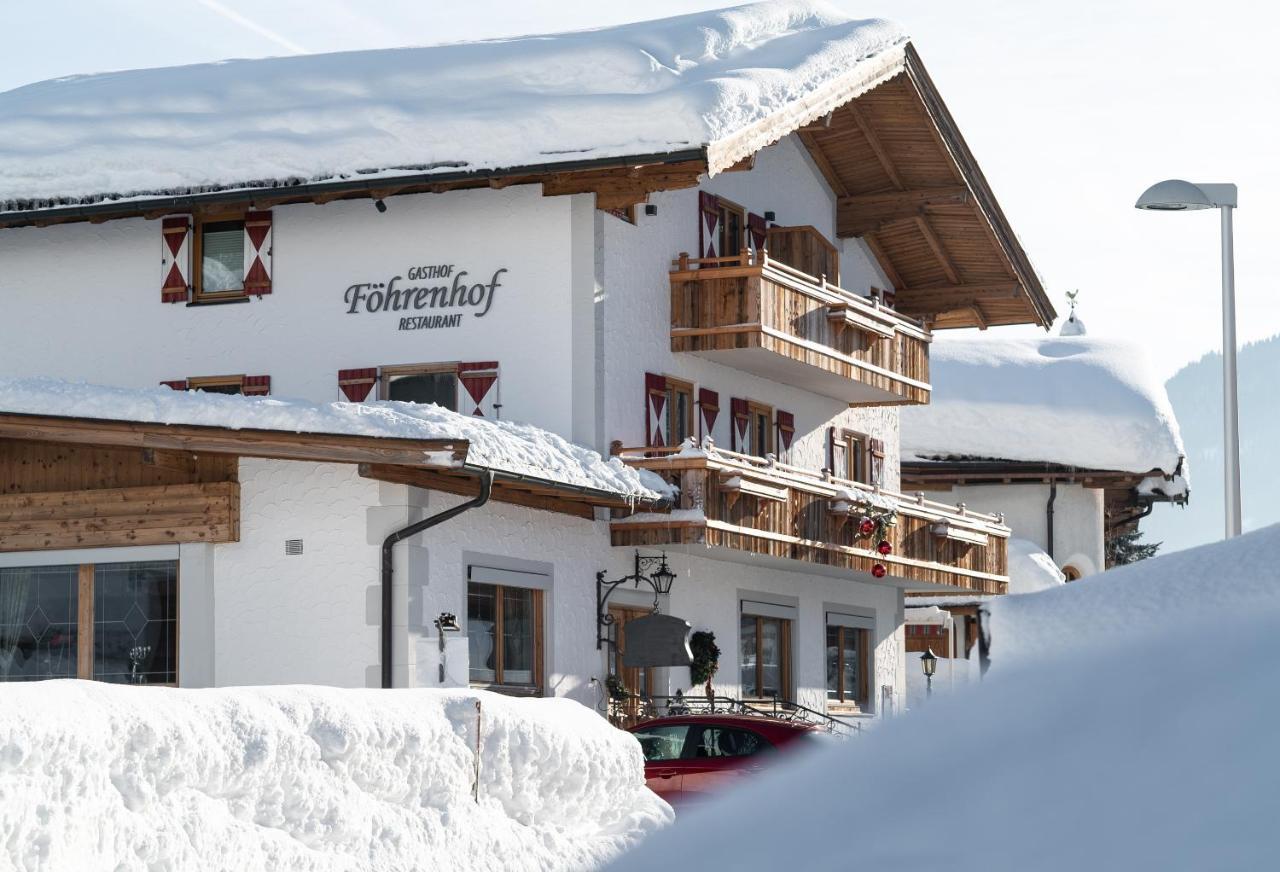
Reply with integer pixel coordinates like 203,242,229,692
872,563,887,578
877,540,892,555
858,518,876,536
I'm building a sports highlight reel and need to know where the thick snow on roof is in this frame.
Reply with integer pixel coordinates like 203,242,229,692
902,334,1186,476
0,377,671,500
614,527,1280,871
0,684,669,869
0,1,906,209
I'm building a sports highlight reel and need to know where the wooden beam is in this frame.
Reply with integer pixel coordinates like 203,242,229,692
860,233,904,291
836,187,970,237
359,463,599,520
915,216,961,285
795,130,850,198
848,102,905,191
0,413,467,468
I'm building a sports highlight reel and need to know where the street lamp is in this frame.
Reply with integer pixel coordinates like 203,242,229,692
435,612,462,683
920,648,937,698
1136,180,1240,538
596,552,679,650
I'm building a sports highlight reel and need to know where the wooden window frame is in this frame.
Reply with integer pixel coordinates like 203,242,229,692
187,374,247,395
378,362,459,402
2,560,180,686
467,582,544,696
717,197,747,259
665,377,695,447
192,209,249,302
832,428,870,484
826,624,869,708
747,401,774,458
740,614,792,702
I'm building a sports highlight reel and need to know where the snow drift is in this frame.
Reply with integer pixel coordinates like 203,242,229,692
901,334,1186,479
0,683,669,871
0,1,907,209
0,377,672,501
614,526,1280,870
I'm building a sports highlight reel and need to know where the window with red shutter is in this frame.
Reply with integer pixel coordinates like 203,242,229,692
730,398,749,453
242,211,273,296
697,388,719,444
645,373,668,447
698,192,721,261
242,375,271,396
457,362,500,418
776,410,795,459
747,212,768,253
160,380,188,391
160,216,192,303
339,368,378,403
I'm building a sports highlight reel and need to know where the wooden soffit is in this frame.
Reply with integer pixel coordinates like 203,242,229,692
795,45,1055,330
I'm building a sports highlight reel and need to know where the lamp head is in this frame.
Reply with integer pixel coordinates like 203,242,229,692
1136,180,1237,211
920,648,938,677
435,612,461,632
649,556,676,595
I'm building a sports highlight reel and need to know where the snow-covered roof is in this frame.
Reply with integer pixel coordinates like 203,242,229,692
901,335,1186,477
0,1,907,211
0,377,671,501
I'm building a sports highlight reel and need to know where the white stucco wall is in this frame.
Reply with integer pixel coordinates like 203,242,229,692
939,482,1106,578
0,185,590,437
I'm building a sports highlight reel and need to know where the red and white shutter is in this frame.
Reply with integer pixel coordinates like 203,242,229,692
161,216,192,303
747,212,768,254
698,191,721,261
243,211,273,296
697,388,719,443
644,373,668,447
338,368,378,402
242,375,271,396
457,362,500,417
730,398,750,452
776,410,795,458
160,379,188,391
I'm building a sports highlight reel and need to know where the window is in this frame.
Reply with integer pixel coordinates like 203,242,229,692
381,363,458,410
633,723,690,762
666,379,694,446
826,624,869,707
467,582,542,691
717,198,746,258
830,429,870,483
192,212,249,300
740,613,791,700
0,561,177,685
189,375,246,395
688,725,769,758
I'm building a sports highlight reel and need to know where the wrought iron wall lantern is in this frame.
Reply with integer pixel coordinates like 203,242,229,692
596,551,677,650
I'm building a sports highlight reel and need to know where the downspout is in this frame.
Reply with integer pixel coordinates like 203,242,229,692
381,468,493,689
1045,479,1057,560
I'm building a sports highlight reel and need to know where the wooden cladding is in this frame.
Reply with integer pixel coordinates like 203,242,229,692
0,438,235,495
765,226,840,285
670,251,930,405
612,452,1008,594
0,481,239,551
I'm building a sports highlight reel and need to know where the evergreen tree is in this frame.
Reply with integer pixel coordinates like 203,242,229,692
1106,528,1161,567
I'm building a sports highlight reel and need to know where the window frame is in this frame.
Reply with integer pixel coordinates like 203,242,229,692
466,581,544,695
739,613,792,701
831,428,870,484
192,210,249,302
825,624,869,709
747,401,774,458
0,560,179,686
665,377,695,447
717,197,747,259
378,362,459,407
187,374,248,395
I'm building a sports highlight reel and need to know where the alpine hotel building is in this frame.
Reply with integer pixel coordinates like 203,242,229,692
0,6,1054,725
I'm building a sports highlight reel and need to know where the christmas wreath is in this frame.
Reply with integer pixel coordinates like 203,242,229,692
689,630,720,696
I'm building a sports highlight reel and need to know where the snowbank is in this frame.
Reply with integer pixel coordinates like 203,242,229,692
0,1,906,209
0,377,671,500
615,528,1280,870
0,683,669,871
901,335,1186,479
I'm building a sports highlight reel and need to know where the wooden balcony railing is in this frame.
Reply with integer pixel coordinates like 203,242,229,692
670,248,931,405
611,444,1009,595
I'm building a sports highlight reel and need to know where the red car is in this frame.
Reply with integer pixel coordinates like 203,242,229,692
627,715,819,806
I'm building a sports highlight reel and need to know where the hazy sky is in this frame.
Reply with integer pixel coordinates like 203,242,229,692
3,0,1274,378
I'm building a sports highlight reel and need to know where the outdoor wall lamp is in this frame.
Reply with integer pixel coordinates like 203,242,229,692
1136,180,1240,540
435,611,462,683
374,198,387,213
920,648,938,698
596,551,678,650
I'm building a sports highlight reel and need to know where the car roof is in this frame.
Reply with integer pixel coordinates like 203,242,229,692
628,714,819,735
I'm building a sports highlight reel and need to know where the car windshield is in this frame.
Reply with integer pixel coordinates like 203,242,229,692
632,724,689,761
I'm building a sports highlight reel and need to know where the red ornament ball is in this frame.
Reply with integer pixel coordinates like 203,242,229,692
872,563,887,578
877,540,892,555
858,518,876,535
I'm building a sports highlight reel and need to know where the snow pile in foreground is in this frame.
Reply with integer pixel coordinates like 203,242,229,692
0,377,671,500
0,1,906,207
615,528,1280,870
901,334,1186,479
0,683,669,871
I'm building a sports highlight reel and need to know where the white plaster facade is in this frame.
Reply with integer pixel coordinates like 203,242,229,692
0,133,917,718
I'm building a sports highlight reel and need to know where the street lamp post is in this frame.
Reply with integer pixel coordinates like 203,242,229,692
1136,180,1241,538
920,648,938,699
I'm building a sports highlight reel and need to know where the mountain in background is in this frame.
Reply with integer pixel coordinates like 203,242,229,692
1144,334,1280,553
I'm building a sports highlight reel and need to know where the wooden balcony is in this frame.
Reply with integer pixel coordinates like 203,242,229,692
670,237,931,406
611,445,1009,595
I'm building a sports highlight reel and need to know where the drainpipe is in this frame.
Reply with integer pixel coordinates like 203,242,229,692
1045,479,1057,560
381,468,493,689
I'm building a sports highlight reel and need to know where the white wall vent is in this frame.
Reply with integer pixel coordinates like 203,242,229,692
284,539,304,556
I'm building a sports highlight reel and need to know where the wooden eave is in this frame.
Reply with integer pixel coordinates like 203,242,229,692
0,412,468,468
792,44,1055,330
